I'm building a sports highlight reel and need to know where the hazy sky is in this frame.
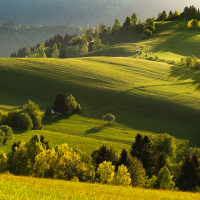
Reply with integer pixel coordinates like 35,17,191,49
1,0,200,26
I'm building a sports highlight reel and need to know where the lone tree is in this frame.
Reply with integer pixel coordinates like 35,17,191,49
102,113,115,123
52,92,81,116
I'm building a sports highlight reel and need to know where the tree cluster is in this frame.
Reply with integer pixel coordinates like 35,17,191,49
51,92,81,116
0,132,199,191
0,100,43,131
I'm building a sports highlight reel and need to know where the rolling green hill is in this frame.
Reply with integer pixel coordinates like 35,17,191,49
92,20,200,62
1,55,200,154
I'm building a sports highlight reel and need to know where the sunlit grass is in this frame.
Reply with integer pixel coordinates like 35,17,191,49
1,57,200,154
0,174,199,200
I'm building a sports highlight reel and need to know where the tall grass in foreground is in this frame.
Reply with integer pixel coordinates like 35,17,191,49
0,174,199,200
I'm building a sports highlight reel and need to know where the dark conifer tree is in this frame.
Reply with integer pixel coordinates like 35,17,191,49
51,92,72,116
91,145,118,170
130,134,158,177
154,153,170,176
177,154,200,191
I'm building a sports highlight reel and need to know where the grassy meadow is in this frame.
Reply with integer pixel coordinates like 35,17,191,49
1,56,200,154
1,19,200,198
0,174,199,200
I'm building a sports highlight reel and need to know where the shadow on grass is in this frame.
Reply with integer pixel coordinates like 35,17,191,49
42,114,71,126
169,65,200,90
85,122,114,134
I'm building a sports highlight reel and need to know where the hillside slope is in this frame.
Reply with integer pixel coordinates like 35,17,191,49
1,57,200,153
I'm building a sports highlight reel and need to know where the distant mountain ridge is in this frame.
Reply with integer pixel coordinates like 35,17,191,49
1,0,200,26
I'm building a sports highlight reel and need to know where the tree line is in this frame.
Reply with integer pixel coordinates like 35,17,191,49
0,132,199,192
0,93,199,191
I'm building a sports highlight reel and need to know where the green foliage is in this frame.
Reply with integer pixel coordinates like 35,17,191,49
6,109,20,127
128,157,147,187
52,92,80,116
187,19,200,30
155,153,169,177
97,161,115,184
156,166,175,190
181,55,200,69
153,133,177,158
34,148,58,178
8,141,29,175
102,113,115,123
92,145,118,170
18,112,33,130
143,29,152,37
157,11,168,21
131,13,138,26
0,150,8,172
0,125,13,145
123,17,132,29
44,107,52,118
23,100,42,129
51,49,59,58
112,19,121,34
145,175,157,189
67,94,81,112
114,164,131,186
177,154,200,191
130,134,157,177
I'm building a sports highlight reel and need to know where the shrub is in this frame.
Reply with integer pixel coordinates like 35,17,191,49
0,150,8,172
102,113,115,123
186,55,197,68
23,100,43,129
143,29,152,37
6,109,20,127
187,19,200,30
149,25,155,33
0,125,13,145
18,112,33,131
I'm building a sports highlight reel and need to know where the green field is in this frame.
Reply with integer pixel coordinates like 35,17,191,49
1,55,200,154
1,20,200,198
0,174,199,200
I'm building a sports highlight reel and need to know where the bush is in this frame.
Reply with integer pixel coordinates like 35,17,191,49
102,114,115,123
187,19,200,30
143,29,152,37
18,112,33,130
0,151,8,172
6,109,20,127
149,25,155,33
0,125,13,145
23,100,43,129
186,55,197,68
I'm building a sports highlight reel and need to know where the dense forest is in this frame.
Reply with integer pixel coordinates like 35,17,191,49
0,24,93,57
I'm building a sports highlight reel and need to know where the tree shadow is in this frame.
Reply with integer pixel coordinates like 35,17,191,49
85,126,104,134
